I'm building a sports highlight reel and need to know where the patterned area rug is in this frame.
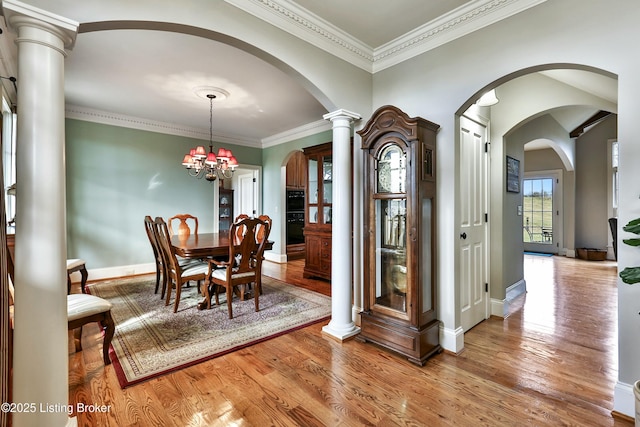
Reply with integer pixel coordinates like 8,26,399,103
87,275,331,388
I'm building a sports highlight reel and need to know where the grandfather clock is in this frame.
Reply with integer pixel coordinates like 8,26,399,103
356,105,441,366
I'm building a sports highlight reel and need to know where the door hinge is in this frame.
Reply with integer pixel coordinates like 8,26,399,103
485,213,488,222
253,178,257,183
485,283,489,292
484,142,490,153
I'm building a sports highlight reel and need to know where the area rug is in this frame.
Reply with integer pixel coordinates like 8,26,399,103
87,275,331,388
524,252,554,257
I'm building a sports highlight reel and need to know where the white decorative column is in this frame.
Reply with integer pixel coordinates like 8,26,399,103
322,110,361,341
3,1,78,426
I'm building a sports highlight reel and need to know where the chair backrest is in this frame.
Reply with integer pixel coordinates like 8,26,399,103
232,214,251,244
168,214,199,237
257,215,272,244
228,217,271,274
154,217,180,276
144,216,162,262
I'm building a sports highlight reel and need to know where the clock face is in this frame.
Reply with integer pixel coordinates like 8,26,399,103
377,144,405,193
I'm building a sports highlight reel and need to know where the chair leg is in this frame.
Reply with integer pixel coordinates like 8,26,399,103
200,279,212,310
254,277,261,312
154,264,161,294
101,311,115,365
173,284,182,313
160,265,168,300
226,285,233,319
165,279,173,307
80,266,88,294
73,326,83,351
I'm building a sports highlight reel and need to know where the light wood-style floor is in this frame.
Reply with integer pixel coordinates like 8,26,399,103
66,255,633,426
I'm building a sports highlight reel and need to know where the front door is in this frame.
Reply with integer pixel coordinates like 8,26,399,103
459,115,489,332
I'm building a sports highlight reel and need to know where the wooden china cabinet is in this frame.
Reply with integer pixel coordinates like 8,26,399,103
356,105,441,366
303,142,332,280
218,188,234,232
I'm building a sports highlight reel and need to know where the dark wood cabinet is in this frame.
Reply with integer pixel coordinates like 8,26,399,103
303,142,332,280
286,151,307,189
218,188,234,232
356,105,441,366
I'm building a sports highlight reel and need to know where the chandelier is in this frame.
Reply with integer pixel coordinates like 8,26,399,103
182,93,238,181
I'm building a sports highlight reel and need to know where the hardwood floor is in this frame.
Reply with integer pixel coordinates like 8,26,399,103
66,256,633,426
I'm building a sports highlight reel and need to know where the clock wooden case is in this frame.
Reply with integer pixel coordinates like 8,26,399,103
356,105,441,366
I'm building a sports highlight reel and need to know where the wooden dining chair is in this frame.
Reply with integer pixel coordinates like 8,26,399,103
66,259,88,294
155,217,209,313
7,242,114,365
144,215,165,295
203,216,271,319
168,214,199,237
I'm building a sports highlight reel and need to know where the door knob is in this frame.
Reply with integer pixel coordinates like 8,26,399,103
460,232,467,239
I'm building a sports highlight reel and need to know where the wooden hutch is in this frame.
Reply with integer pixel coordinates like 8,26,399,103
303,142,332,280
356,105,441,365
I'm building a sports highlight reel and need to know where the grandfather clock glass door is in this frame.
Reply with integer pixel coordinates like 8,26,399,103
374,144,410,319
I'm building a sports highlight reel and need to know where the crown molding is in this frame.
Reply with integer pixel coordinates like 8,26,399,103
65,104,263,148
224,0,374,71
373,0,548,72
225,0,547,73
261,119,331,148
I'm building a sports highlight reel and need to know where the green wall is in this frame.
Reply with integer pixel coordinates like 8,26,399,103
65,118,261,269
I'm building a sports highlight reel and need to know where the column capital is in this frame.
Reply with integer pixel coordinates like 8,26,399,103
323,109,361,123
3,0,78,51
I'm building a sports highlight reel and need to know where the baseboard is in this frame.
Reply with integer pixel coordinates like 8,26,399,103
440,324,464,353
505,279,527,316
489,279,526,318
70,263,156,283
265,252,287,264
565,248,576,258
613,381,636,419
490,298,505,319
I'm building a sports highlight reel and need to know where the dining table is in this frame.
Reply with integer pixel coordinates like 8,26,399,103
170,232,274,309
170,232,274,259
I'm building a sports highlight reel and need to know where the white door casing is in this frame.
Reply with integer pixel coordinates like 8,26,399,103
460,115,490,332
522,170,562,255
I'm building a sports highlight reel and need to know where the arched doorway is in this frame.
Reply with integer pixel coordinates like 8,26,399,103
458,65,617,330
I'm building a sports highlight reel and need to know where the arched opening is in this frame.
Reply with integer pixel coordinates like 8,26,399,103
457,64,618,331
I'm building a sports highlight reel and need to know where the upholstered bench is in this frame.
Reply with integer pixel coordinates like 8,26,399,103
67,259,88,294
67,294,115,365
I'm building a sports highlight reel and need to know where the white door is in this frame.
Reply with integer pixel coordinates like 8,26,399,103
237,171,258,217
459,115,489,332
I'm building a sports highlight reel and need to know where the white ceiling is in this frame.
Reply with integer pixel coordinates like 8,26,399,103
0,0,618,149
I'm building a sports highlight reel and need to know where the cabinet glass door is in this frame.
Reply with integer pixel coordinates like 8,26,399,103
322,155,332,224
308,157,318,223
